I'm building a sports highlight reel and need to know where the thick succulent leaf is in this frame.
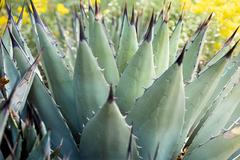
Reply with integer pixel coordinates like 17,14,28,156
16,1,25,28
202,27,239,70
23,125,38,154
12,20,35,62
116,14,138,74
2,28,13,59
26,3,40,52
185,124,240,160
73,37,109,131
116,40,155,114
169,15,183,64
0,57,37,143
153,11,163,35
1,41,20,97
181,51,231,149
15,136,23,160
116,14,155,114
8,115,20,145
227,104,240,129
30,1,81,135
88,6,95,48
127,53,185,160
10,55,38,113
79,93,139,160
89,16,119,86
12,36,79,158
27,132,51,160
153,20,169,76
187,68,240,152
0,107,8,144
56,14,76,71
228,149,240,160
182,16,210,82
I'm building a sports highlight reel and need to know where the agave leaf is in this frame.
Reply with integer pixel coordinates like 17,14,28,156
12,18,35,62
16,1,25,28
0,56,38,143
187,68,240,152
15,136,23,160
1,41,20,98
226,105,240,130
79,90,139,160
0,107,9,144
185,123,240,160
153,10,163,35
27,132,51,160
73,23,109,131
23,125,38,154
182,15,212,82
8,115,20,146
56,13,76,72
116,9,138,74
26,3,40,52
9,54,38,113
228,149,240,160
116,14,155,114
203,27,239,70
153,20,169,76
88,4,95,47
127,50,185,160
169,14,183,64
2,29,13,59
29,0,81,135
88,6,119,86
11,33,79,158
181,48,233,150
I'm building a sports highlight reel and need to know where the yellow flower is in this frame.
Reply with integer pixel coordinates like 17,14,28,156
31,0,48,14
56,3,69,15
182,0,240,38
0,15,7,27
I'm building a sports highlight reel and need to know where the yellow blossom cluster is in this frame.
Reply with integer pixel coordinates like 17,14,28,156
181,0,240,38
0,0,72,35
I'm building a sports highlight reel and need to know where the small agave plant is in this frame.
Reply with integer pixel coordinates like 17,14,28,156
1,0,240,159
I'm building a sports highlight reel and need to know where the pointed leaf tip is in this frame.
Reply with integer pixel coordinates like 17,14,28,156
176,43,186,65
29,0,44,26
95,0,100,18
225,39,239,58
127,123,134,159
144,11,154,42
224,26,240,46
78,16,86,41
17,2,25,25
5,4,12,20
107,85,116,103
88,0,94,13
130,5,135,25
8,29,19,48
123,2,128,17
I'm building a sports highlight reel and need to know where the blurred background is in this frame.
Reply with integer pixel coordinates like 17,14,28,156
0,0,239,60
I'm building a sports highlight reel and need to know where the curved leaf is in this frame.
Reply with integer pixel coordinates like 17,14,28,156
127,52,185,160
73,34,109,131
79,91,139,160
89,14,119,86
116,11,138,74
116,15,155,114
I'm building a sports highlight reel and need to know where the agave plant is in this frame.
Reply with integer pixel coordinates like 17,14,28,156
1,0,240,160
